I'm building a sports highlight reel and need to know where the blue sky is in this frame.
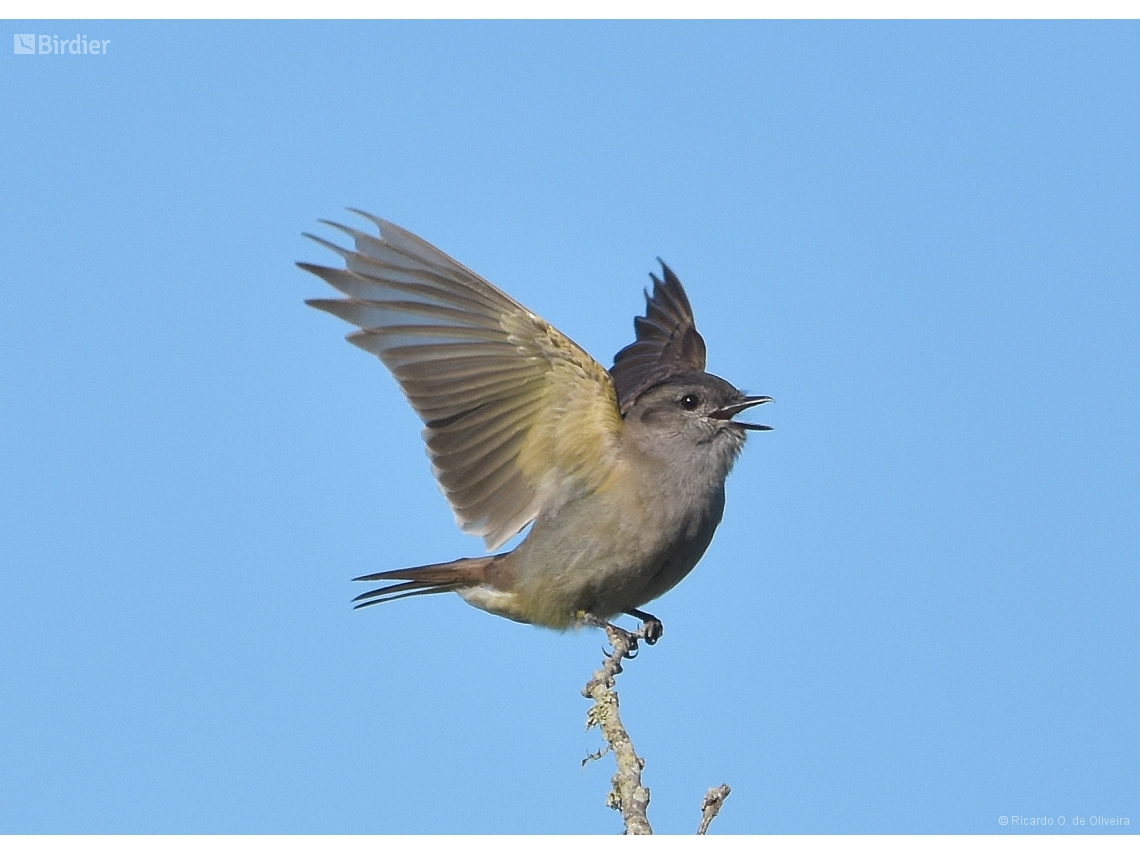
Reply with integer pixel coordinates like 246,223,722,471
2,21,1137,835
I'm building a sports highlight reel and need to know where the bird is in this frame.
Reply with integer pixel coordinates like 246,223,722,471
300,212,771,646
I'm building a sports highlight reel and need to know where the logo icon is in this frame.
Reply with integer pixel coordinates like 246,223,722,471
14,33,35,54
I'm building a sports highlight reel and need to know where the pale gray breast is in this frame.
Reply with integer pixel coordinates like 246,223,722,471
636,480,726,605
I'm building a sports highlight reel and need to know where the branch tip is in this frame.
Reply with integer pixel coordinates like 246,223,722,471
697,783,732,834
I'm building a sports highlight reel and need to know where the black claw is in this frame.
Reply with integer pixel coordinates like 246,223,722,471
625,609,665,645
611,626,639,658
584,611,648,660
644,620,664,645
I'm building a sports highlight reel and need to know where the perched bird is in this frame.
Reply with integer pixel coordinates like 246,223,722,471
300,212,771,643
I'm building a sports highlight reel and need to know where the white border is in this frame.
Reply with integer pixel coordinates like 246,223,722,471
2,836,1139,854
8,0,1140,19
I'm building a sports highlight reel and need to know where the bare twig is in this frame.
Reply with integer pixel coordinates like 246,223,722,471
582,622,653,835
697,783,732,834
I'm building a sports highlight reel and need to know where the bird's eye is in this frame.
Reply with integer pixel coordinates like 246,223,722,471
680,394,700,410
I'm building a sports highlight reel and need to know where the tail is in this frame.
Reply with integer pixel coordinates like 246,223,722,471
352,556,497,609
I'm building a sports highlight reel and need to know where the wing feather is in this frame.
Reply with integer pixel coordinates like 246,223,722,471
302,213,624,549
609,262,707,413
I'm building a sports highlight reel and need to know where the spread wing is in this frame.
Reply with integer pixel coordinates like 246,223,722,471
300,212,624,550
609,262,707,414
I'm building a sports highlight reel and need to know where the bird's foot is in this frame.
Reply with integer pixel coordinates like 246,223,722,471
581,610,664,658
581,613,643,659
625,609,664,645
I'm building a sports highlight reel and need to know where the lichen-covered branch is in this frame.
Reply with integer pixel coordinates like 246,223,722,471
581,620,732,835
582,623,653,835
697,783,731,834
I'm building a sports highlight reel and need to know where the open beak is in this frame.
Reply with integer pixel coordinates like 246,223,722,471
710,395,773,431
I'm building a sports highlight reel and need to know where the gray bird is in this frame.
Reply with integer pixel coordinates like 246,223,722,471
300,212,771,644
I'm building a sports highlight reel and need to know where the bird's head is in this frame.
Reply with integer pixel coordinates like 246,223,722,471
623,371,771,470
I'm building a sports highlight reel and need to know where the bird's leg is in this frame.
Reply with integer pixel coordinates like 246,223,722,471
582,612,641,659
625,609,664,645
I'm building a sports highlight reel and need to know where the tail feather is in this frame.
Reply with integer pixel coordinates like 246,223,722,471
352,556,495,610
352,583,464,609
